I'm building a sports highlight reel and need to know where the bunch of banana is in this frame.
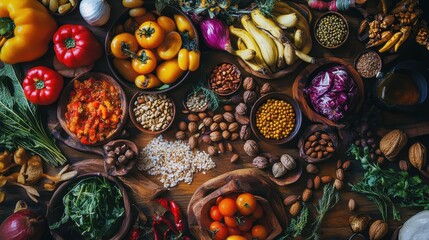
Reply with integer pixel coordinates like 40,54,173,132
229,1,314,75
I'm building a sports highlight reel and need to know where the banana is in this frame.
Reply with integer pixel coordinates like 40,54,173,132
233,49,256,61
293,29,306,50
295,50,315,64
262,29,286,69
251,8,287,43
283,42,297,65
236,38,266,73
274,13,298,29
241,15,278,71
230,26,269,74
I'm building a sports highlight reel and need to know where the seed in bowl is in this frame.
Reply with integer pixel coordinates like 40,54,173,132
356,51,382,78
316,14,348,48
133,94,173,132
209,63,241,95
256,99,295,140
186,92,208,112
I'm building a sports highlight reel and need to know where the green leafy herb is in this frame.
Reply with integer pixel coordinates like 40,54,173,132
256,0,278,17
349,144,429,221
50,177,125,239
191,83,221,111
307,184,339,240
277,203,309,239
0,64,66,166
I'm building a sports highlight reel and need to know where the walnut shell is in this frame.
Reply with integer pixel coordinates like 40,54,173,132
272,162,287,178
252,156,268,169
379,129,408,161
243,91,257,105
369,220,388,240
242,77,255,90
409,142,427,170
280,154,296,171
244,140,259,157
235,103,247,116
260,83,272,95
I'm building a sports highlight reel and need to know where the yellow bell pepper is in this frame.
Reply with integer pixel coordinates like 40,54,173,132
0,0,57,64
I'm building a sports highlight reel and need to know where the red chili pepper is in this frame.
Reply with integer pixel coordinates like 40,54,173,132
153,220,161,240
154,198,171,211
22,66,64,105
168,200,186,232
130,218,141,240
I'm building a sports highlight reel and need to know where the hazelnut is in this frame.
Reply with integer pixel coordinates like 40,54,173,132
252,156,268,169
179,121,187,131
243,90,257,105
235,103,247,115
242,77,255,90
244,140,259,157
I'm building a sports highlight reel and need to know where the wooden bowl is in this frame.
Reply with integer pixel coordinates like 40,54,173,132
128,92,176,134
298,124,339,163
292,57,365,128
314,11,349,49
200,195,282,240
354,50,383,79
208,62,243,96
57,72,128,146
268,159,303,186
105,3,198,93
182,88,209,113
250,92,302,145
47,172,132,240
103,139,139,176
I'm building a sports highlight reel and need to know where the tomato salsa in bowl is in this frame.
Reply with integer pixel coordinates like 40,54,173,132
57,72,128,146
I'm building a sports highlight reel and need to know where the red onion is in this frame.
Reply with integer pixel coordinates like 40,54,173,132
0,209,46,240
200,18,233,52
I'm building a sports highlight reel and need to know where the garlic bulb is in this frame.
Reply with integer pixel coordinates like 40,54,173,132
79,0,110,26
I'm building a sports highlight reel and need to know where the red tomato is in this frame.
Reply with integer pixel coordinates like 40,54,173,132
216,196,224,205
218,198,238,217
227,227,241,236
210,206,223,221
251,225,268,240
238,217,253,232
251,203,264,219
210,221,228,240
224,216,239,227
236,193,257,216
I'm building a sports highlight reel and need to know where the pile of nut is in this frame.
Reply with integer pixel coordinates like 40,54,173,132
40,0,76,15
104,142,135,174
209,63,241,95
271,154,297,178
303,131,335,159
133,94,174,132
416,20,429,50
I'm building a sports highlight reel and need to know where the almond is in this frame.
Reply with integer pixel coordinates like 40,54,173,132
334,179,343,190
289,201,302,216
314,176,321,190
283,195,299,206
307,178,314,189
321,175,332,184
302,188,312,202
342,160,351,171
348,198,356,211
207,146,217,156
227,142,234,152
218,142,225,153
188,136,198,149
230,153,239,163
336,168,344,181
336,159,342,169
306,164,319,174
188,114,200,122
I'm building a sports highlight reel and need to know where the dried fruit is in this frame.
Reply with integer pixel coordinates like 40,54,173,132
242,77,255,90
252,156,268,169
280,154,296,171
175,131,186,140
349,214,371,233
289,201,302,216
235,103,247,115
230,153,239,163
243,140,259,157
369,220,388,240
348,198,356,211
409,142,427,170
272,162,287,178
306,164,319,174
283,195,299,206
302,188,312,202
379,129,408,161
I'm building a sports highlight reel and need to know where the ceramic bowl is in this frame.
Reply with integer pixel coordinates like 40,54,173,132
57,72,128,146
314,11,349,49
250,92,302,145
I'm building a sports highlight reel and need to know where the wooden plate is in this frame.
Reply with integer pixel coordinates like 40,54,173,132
268,159,303,186
57,72,128,146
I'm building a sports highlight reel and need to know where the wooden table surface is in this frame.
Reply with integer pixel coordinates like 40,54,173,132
1,0,429,239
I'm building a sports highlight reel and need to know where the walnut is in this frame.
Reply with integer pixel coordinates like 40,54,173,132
239,125,251,140
223,112,235,123
235,103,247,116
280,154,296,171
243,91,257,105
409,142,427,170
242,77,255,90
272,162,287,178
252,156,268,169
243,140,259,157
260,83,272,95
379,129,408,161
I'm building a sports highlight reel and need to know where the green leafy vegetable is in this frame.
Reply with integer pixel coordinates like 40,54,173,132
277,203,309,239
349,144,429,221
50,177,125,239
0,64,66,166
307,184,339,240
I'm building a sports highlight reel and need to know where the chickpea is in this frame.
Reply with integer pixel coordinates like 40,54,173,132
256,99,295,139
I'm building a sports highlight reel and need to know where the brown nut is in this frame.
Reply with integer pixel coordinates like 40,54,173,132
218,142,225,153
228,122,239,133
289,202,302,216
307,178,314,189
175,131,186,140
342,160,351,171
213,114,224,123
283,195,299,206
272,162,287,178
252,156,268,169
234,112,250,125
223,105,233,112
302,188,312,202
239,125,251,140
260,83,272,95
334,179,343,190
219,122,228,131
399,160,409,172
336,168,344,181
222,130,231,140
409,142,427,170
379,129,408,161
306,164,319,174
244,140,259,157
203,117,213,127
223,112,235,123
188,122,198,134
179,121,187,131
235,103,247,115
349,214,371,233
188,114,200,122
242,77,255,90
202,135,212,144
226,142,234,152
210,131,222,142
314,176,321,190
348,198,356,211
321,175,333,183
280,154,296,171
188,136,198,149
230,153,239,163
369,220,388,240
231,133,239,141
207,146,217,156
243,90,257,105
210,122,219,131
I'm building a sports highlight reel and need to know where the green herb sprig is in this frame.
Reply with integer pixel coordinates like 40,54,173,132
349,144,429,221
277,203,309,239
0,64,66,166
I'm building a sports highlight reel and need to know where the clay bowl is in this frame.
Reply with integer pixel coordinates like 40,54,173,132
268,159,303,186
105,2,198,93
314,11,349,49
103,139,139,176
250,92,302,145
298,124,339,163
292,57,365,128
128,92,176,135
182,88,209,113
208,62,243,97
47,172,132,240
57,72,128,146
199,195,282,240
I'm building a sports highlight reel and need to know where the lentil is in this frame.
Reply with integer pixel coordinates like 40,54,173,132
209,63,241,95
316,13,348,48
185,92,208,112
356,51,382,78
133,94,173,132
256,99,295,140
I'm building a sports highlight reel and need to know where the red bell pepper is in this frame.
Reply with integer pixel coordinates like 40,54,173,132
53,24,102,68
22,66,64,105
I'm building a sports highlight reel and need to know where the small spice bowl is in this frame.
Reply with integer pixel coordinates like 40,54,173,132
129,93,176,135
103,140,139,176
355,50,383,78
40,0,79,16
182,88,210,113
250,92,302,145
208,62,242,96
297,124,338,163
314,11,349,49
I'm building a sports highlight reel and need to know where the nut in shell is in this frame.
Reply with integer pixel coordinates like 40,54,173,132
222,130,231,140
179,121,187,131
188,114,199,122
252,156,268,169
348,198,356,211
260,83,272,95
175,131,186,140
203,117,213,127
188,136,198,149
272,162,287,178
306,164,319,174
242,77,255,90
228,122,239,133
210,122,219,131
240,125,251,140
280,154,296,171
210,131,222,142
369,220,388,240
334,179,343,190
243,90,257,105
223,112,235,123
349,214,371,233
289,202,302,216
213,114,223,123
399,160,409,172
188,122,197,134
235,103,247,115
409,142,427,170
244,140,259,157
379,129,408,161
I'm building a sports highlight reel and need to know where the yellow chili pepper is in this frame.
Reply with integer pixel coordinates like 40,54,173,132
0,0,57,64
379,32,402,53
394,26,411,52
